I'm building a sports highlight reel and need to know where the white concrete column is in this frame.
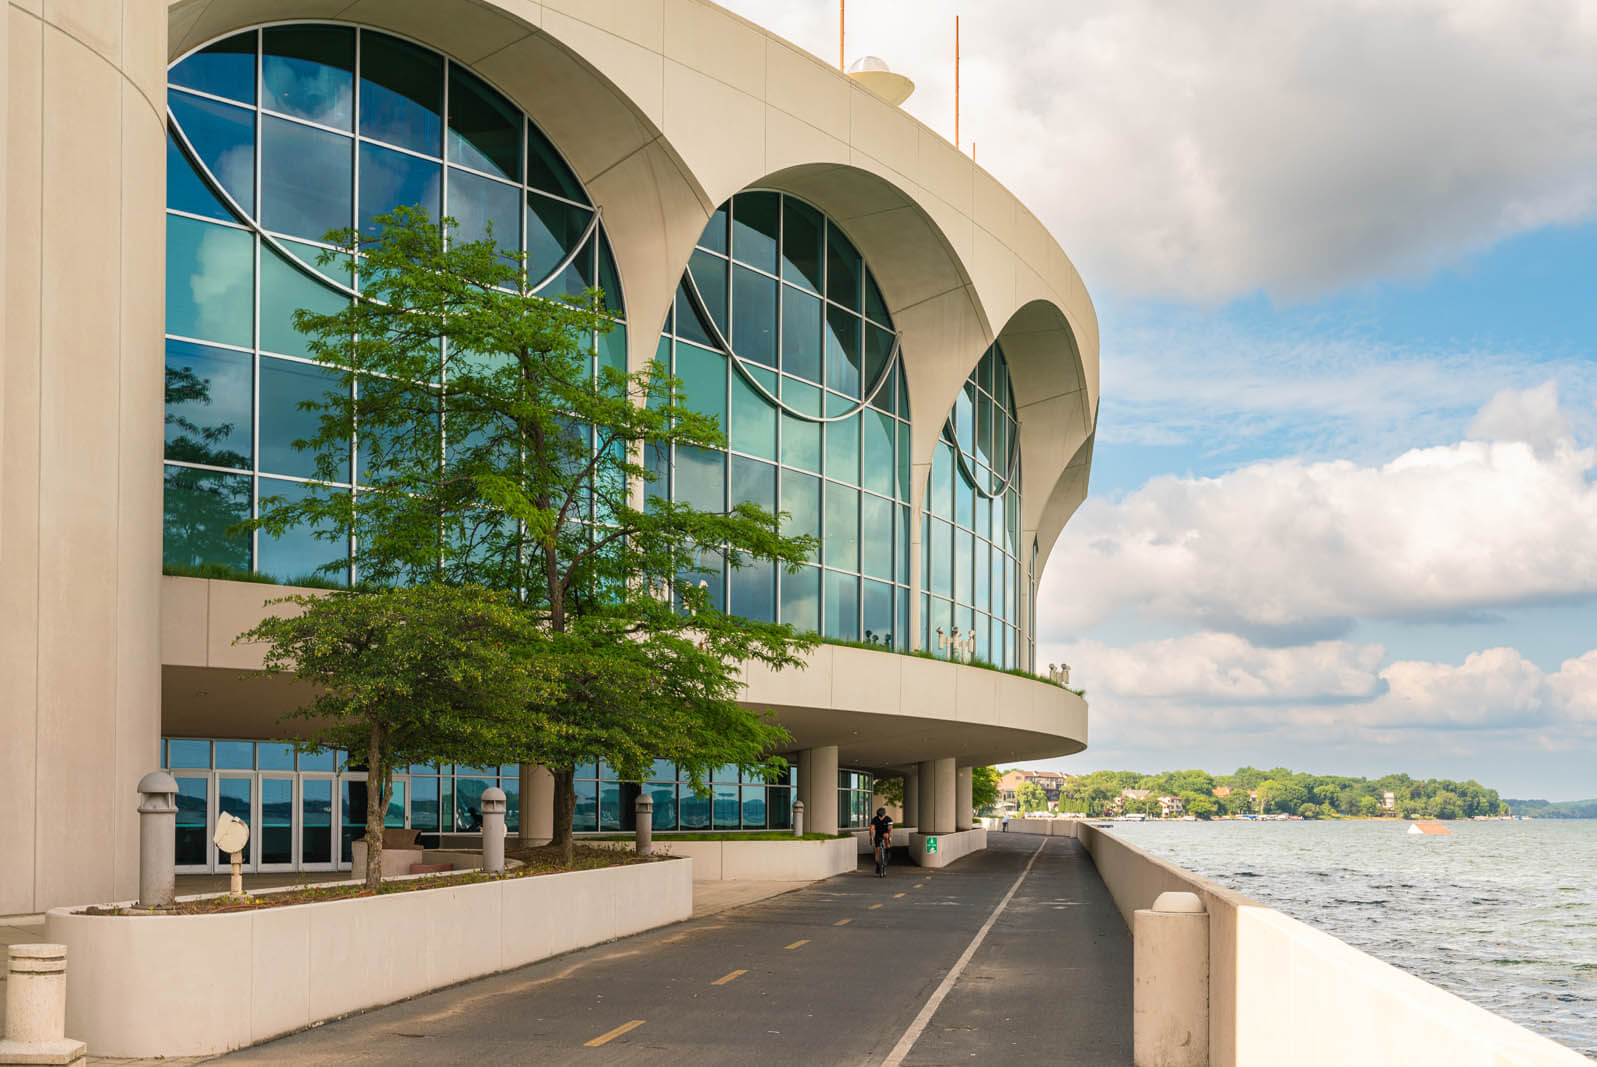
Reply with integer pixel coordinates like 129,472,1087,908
956,766,974,830
517,764,554,845
934,758,957,834
1,0,166,916
917,761,937,833
903,772,919,828
797,746,839,834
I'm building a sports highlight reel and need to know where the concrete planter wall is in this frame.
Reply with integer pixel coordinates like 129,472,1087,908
1072,822,1587,1066
45,857,692,1058
908,828,986,868
619,836,856,880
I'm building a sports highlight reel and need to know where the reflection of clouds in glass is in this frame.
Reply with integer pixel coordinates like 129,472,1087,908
265,67,352,129
213,145,253,212
191,227,253,342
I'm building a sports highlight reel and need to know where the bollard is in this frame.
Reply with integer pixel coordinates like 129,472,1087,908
792,800,805,837
635,795,654,856
1133,891,1209,1067
0,944,86,1066
136,770,179,908
481,786,506,873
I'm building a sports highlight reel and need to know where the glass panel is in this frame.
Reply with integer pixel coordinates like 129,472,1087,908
956,383,975,456
263,24,354,129
825,306,861,398
169,92,255,213
261,116,351,240
732,266,777,368
930,443,953,519
258,743,295,771
825,482,859,571
713,784,740,829
863,578,894,647
218,777,252,863
358,141,441,236
678,786,710,830
780,470,820,540
386,780,406,828
899,503,910,585
597,324,627,379
163,466,252,570
826,222,862,310
647,783,677,831
674,444,725,512
214,741,253,769
165,340,252,469
729,558,774,622
930,518,952,598
301,778,332,863
955,527,973,605
824,570,859,640
860,409,895,499
781,285,823,385
168,739,210,767
257,477,349,584
571,780,598,833
863,324,894,406
741,785,767,828
299,749,336,773
781,412,819,473
340,779,364,862
729,373,776,460
447,166,519,253
825,413,859,486
448,65,520,181
597,230,623,314
167,132,233,222
781,565,820,633
174,777,209,866
976,392,994,469
698,202,729,254
731,454,777,512
260,778,294,865
865,270,891,327
167,216,253,347
170,31,256,105
897,422,910,500
451,777,490,831
975,540,991,613
687,249,727,337
781,197,823,291
526,193,591,285
675,343,725,425
359,32,442,156
861,493,893,579
731,190,778,273
259,356,348,480
556,234,594,299
526,120,588,204
599,782,624,832
260,246,348,361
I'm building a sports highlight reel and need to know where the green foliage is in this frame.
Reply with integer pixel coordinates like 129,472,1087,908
162,561,347,590
874,776,905,808
971,765,1000,810
1016,780,1048,814
247,206,819,854
1182,792,1218,819
816,637,1084,693
1504,797,1597,818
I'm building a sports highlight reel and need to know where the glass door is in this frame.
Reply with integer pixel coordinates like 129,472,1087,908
257,775,296,871
174,775,210,872
216,773,254,870
300,776,336,870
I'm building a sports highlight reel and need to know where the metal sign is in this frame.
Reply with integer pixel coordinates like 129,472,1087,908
925,837,938,854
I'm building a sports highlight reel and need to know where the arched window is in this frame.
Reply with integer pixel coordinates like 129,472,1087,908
922,342,1023,668
656,191,913,646
162,24,622,582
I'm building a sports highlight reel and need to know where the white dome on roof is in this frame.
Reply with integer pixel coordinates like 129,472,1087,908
846,56,915,106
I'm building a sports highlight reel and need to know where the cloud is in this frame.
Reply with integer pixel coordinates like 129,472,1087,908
1039,386,1597,640
719,0,1597,301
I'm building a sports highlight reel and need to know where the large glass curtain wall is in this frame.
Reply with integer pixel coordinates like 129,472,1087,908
655,191,913,647
163,24,624,582
922,342,1025,669
573,762,795,833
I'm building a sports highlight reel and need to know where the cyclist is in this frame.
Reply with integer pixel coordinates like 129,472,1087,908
870,807,894,877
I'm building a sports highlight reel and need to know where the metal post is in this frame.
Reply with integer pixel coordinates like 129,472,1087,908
793,800,805,837
136,770,178,909
0,944,85,1065
481,786,506,874
635,795,654,856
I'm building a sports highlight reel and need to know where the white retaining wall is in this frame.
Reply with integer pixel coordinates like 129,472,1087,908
46,858,692,1058
1070,822,1587,1066
908,828,987,868
651,837,856,880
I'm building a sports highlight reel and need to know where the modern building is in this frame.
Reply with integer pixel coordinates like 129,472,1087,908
2,0,1098,914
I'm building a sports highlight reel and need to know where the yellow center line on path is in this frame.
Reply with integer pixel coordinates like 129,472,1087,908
868,903,883,910
784,939,810,950
834,918,852,926
584,1020,645,1047
894,892,906,899
711,969,748,986
914,883,924,888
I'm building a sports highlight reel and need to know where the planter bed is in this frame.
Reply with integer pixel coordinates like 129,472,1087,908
46,853,692,1058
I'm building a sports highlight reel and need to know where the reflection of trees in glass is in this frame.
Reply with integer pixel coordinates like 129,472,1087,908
163,466,252,569
165,363,251,469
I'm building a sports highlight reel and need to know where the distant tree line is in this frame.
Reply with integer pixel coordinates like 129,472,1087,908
1055,767,1509,821
1504,797,1597,819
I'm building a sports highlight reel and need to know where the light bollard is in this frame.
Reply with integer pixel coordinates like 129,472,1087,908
481,786,506,873
136,770,179,909
634,795,654,856
0,944,86,1066
1133,891,1209,1067
793,800,805,837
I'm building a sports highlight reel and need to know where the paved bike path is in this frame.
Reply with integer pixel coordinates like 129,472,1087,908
215,833,1130,1065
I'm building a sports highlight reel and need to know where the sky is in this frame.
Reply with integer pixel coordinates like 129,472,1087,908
719,1,1597,801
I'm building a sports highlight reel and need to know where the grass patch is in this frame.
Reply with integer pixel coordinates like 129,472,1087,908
587,831,846,842
817,636,1085,695
163,561,349,591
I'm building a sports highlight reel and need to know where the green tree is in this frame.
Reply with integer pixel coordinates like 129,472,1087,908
972,766,1000,812
239,584,558,889
1182,793,1218,819
874,776,905,810
252,206,818,859
1357,795,1381,817
1016,780,1048,814
1298,802,1320,819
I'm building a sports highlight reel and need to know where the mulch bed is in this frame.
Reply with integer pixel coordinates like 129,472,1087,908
80,844,660,916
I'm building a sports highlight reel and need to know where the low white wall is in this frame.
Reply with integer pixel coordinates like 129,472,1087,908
983,817,1074,836
656,837,855,881
46,858,692,1058
853,826,918,853
1073,822,1587,1066
908,828,987,868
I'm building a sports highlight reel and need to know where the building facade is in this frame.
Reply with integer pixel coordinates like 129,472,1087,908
2,0,1098,913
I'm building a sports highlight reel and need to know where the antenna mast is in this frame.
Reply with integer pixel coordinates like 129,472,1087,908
955,14,961,148
839,0,846,71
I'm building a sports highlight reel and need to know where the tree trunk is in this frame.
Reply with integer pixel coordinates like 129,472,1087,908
552,766,575,866
364,725,386,892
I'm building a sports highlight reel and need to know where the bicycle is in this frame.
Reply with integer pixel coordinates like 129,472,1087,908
874,835,890,877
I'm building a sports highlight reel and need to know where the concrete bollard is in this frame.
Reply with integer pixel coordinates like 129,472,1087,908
635,795,654,856
793,800,805,837
0,944,85,1065
1133,891,1209,1067
480,786,506,873
136,770,179,909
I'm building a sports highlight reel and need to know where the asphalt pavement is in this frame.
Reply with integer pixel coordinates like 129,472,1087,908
214,833,1131,1065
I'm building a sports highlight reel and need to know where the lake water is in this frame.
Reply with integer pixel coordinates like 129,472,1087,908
1108,818,1597,1059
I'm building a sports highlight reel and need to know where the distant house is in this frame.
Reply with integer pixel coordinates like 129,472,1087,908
1382,791,1396,811
1212,786,1233,798
1158,795,1184,817
998,768,1072,808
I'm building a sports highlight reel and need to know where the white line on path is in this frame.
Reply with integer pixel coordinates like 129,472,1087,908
879,837,1048,1067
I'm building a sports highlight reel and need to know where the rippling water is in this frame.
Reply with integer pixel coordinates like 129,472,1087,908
1109,819,1597,1059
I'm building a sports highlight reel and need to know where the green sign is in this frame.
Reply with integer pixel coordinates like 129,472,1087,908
925,837,938,854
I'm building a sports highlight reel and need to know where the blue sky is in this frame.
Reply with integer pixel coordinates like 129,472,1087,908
723,1,1597,800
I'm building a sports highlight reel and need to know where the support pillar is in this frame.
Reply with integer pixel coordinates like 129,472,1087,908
517,764,554,846
796,746,839,835
903,773,919,829
917,761,937,833
956,766,974,830
934,758,956,834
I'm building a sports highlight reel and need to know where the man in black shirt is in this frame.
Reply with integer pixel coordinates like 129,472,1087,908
870,807,894,877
